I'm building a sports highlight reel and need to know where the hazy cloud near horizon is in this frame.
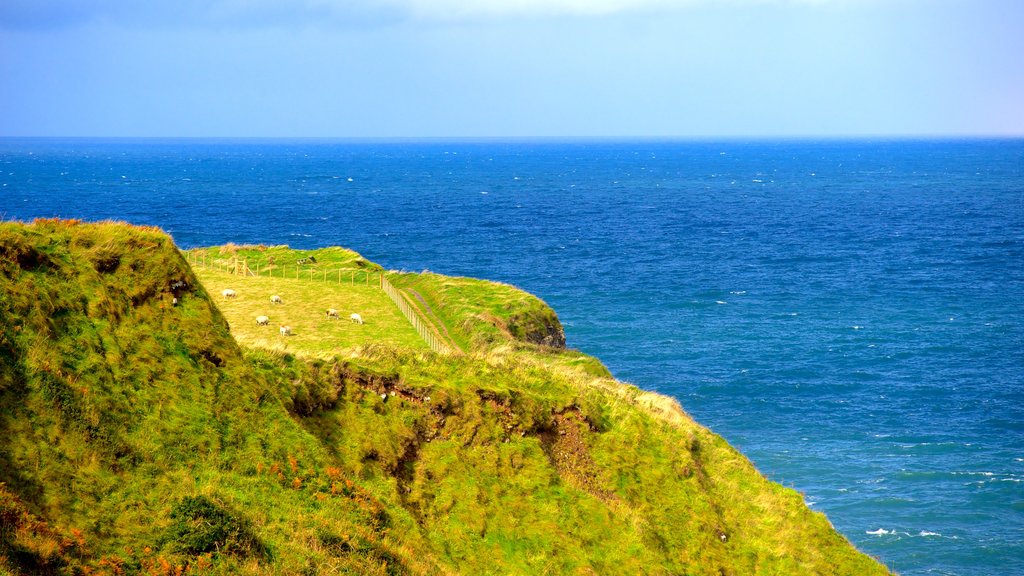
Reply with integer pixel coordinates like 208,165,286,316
1,0,852,28
2,0,1022,137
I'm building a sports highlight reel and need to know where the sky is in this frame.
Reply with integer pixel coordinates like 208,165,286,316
1,0,1022,138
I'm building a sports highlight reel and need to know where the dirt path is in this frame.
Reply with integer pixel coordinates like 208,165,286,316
405,288,462,352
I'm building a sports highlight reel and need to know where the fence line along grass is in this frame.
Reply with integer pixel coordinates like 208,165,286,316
185,247,461,357
185,248,384,286
381,275,459,355
191,267,427,357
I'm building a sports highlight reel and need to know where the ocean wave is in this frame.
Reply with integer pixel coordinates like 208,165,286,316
866,528,958,539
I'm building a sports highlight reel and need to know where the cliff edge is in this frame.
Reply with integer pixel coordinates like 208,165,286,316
0,220,889,575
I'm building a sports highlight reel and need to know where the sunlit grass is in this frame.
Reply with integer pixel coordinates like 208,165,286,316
193,267,426,356
0,221,891,575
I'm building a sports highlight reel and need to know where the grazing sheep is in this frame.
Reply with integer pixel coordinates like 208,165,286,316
279,325,292,336
270,295,283,304
350,313,363,325
172,297,178,306
256,315,269,326
326,308,339,320
221,288,236,299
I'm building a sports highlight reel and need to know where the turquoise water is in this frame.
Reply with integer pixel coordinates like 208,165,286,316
2,138,1022,574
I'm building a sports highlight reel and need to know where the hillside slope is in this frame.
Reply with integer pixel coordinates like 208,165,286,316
0,220,889,575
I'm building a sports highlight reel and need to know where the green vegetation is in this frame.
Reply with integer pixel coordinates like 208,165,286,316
164,496,269,559
192,267,425,356
0,219,890,575
388,271,566,352
187,243,382,275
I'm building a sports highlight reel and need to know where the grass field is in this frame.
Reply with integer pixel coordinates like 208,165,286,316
389,271,565,351
0,222,890,575
193,267,427,356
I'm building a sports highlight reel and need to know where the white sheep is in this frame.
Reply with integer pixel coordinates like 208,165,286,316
255,315,269,326
270,295,283,304
221,288,236,299
279,325,292,336
326,308,340,320
350,313,363,325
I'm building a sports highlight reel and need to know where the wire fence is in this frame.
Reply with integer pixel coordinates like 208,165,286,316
184,250,456,355
184,251,382,286
381,276,455,356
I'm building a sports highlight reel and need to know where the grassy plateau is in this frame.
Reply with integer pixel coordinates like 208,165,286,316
0,220,891,575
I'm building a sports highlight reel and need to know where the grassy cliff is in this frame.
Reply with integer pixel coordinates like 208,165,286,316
0,220,889,575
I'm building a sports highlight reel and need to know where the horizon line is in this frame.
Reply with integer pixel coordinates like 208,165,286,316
2,134,1023,142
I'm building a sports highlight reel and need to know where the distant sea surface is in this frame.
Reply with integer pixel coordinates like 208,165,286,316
2,138,1022,575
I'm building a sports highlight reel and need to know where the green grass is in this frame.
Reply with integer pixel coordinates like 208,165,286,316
187,244,382,274
388,271,565,352
0,219,891,575
192,267,426,356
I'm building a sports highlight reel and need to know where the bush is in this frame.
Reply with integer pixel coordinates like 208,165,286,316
165,496,269,560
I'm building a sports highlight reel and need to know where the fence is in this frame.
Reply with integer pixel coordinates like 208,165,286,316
184,251,382,287
381,276,455,355
184,249,456,355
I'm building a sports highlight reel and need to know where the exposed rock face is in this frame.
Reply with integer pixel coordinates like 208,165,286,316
508,310,567,348
529,319,566,348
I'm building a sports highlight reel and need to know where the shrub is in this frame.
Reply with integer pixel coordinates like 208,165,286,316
165,496,269,560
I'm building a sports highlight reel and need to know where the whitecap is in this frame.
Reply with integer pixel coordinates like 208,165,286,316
716,300,727,305
852,325,862,330
866,528,891,536
730,290,746,295
347,177,354,182
919,531,941,537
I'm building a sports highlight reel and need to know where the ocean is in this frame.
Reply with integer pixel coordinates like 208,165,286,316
2,138,1022,575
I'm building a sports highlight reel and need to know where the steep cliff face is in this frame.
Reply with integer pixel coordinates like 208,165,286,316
0,220,888,575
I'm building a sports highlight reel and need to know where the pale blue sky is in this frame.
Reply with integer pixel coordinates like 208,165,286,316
1,0,1022,137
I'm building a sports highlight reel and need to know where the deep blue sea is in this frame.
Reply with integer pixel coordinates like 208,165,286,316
2,138,1022,575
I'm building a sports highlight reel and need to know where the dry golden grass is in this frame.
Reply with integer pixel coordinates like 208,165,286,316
193,267,427,357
